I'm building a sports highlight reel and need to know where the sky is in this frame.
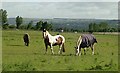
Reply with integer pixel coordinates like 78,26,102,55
1,2,119,19
2,0,120,2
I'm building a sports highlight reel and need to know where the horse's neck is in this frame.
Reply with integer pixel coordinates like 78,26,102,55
47,31,52,38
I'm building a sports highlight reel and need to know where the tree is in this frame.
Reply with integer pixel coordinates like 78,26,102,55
89,23,94,32
42,21,53,31
0,9,8,29
27,21,33,30
2,23,9,29
0,9,3,25
16,16,23,29
42,21,47,30
35,21,43,30
93,23,99,32
109,27,117,32
47,23,53,31
19,25,27,29
99,22,108,32
0,9,7,25
9,25,16,29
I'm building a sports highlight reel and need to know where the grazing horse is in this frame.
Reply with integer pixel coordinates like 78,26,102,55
23,33,30,46
75,33,97,56
42,29,65,55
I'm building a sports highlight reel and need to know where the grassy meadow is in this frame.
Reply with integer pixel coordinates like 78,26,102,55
2,30,118,71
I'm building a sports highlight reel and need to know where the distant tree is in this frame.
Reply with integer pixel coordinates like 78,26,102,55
2,23,9,29
19,25,27,29
109,27,117,32
89,23,94,32
55,28,63,32
71,29,74,32
35,21,43,30
0,9,2,24
99,22,108,32
89,23,99,32
9,25,16,29
0,9,8,29
118,25,120,32
0,9,3,24
42,21,47,30
63,27,69,32
42,21,53,31
47,23,53,31
93,23,99,32
0,9,7,25
27,21,33,30
16,16,23,29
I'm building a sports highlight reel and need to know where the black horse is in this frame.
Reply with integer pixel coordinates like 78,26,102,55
23,33,30,46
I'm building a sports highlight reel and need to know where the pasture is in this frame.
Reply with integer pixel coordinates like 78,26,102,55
2,30,118,71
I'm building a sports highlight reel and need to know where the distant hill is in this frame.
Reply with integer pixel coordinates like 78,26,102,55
7,18,118,30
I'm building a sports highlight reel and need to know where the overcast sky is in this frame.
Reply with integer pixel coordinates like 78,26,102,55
2,0,120,2
2,2,118,19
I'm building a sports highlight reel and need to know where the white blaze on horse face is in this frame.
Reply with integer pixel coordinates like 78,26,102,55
43,31,47,39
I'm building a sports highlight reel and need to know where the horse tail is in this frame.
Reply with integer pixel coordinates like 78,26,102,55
62,43,65,52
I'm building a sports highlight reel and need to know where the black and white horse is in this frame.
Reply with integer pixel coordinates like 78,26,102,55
75,33,97,56
42,29,65,55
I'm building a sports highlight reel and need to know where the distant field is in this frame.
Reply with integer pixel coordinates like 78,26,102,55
2,30,118,71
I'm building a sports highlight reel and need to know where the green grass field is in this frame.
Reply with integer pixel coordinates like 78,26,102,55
2,30,118,71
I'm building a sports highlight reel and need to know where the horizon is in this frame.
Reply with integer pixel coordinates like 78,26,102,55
7,17,118,20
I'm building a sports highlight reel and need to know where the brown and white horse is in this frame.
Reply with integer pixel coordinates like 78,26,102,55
42,29,65,55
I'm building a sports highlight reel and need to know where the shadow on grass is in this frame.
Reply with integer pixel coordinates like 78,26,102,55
42,53,75,57
7,44,24,46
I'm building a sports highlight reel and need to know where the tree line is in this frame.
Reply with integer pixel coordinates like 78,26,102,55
0,9,119,32
88,22,118,32
0,9,53,31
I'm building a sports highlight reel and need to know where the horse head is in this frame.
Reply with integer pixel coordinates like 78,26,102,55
42,29,49,39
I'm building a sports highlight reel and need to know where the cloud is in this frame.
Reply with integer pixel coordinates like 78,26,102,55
2,0,120,2
0,3,2,8
2,2,118,19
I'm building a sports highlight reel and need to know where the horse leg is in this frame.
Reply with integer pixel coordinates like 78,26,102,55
58,44,62,54
25,42,27,46
79,48,82,56
84,48,86,55
76,47,79,56
45,44,48,54
26,42,29,46
91,45,94,55
50,44,54,55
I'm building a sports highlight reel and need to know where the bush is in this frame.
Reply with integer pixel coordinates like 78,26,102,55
2,23,9,29
19,25,27,29
9,25,16,29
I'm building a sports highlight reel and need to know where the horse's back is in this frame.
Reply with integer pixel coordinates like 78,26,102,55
80,34,97,48
54,35,65,43
23,33,30,43
82,34,97,43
